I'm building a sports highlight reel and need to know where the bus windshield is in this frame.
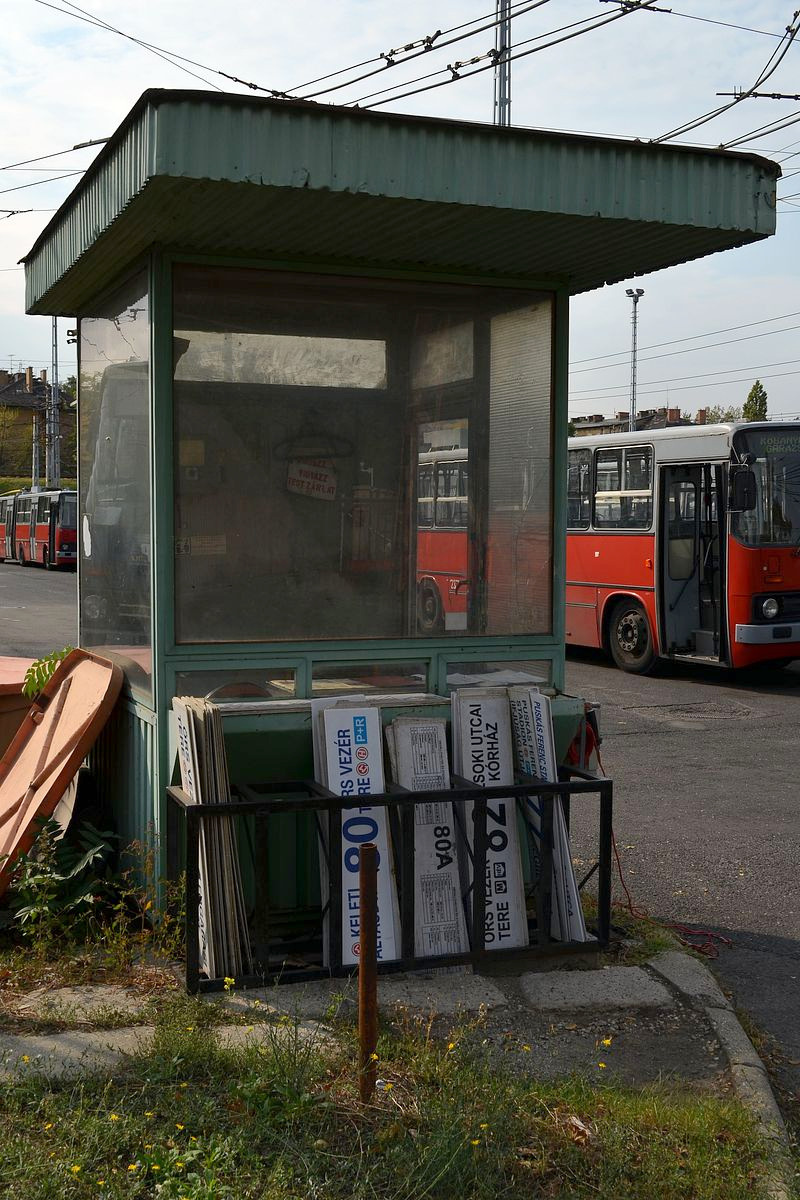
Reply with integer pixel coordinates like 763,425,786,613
731,427,800,546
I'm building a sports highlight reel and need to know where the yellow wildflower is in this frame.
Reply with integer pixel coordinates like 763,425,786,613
370,1052,379,1061
127,1164,138,1172
522,1044,531,1052
176,1161,185,1169
479,1123,488,1130
21,1055,30,1064
601,1037,612,1047
109,1113,120,1122
447,1042,456,1051
471,1138,480,1146
70,1165,81,1174
598,1062,607,1070
44,1122,53,1130
176,1123,185,1131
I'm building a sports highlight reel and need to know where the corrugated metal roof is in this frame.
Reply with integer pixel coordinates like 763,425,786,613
24,90,780,314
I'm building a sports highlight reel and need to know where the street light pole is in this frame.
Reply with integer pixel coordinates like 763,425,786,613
494,0,512,126
625,287,644,433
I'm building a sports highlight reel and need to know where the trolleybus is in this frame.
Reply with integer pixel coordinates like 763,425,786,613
0,489,78,569
566,422,800,672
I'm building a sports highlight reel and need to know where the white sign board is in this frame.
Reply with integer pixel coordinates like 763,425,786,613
451,690,528,950
388,718,469,957
322,706,400,965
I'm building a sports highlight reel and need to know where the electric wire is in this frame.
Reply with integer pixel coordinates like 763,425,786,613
571,356,800,394
570,366,800,406
652,7,800,144
723,109,800,150
295,0,554,101
0,139,107,173
569,309,800,366
287,0,549,92
348,9,605,108
33,0,225,91
570,322,800,375
0,172,84,197
357,1,660,112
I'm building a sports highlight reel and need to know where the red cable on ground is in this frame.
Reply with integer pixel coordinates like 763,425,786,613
579,725,732,959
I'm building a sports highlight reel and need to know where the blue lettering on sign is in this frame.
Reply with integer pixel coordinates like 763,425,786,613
353,716,368,745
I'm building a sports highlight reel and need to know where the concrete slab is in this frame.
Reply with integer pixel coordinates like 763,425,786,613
647,952,732,1010
0,1027,149,1078
14,985,148,1023
519,965,672,1011
212,970,508,1021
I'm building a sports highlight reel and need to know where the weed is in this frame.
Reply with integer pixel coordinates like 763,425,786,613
22,645,74,699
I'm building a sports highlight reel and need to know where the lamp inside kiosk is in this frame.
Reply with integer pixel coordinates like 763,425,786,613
170,266,553,648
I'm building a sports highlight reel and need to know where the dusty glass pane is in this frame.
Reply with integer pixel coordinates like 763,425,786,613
172,266,553,644
311,661,427,695
446,660,552,688
174,668,295,701
79,272,151,696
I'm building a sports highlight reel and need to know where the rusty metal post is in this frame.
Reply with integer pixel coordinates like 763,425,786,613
358,842,378,1103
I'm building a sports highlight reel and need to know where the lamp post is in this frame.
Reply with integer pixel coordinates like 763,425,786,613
625,287,644,433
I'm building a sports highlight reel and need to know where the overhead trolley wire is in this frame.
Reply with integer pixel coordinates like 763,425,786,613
287,0,548,94
570,356,800,394
355,1,661,112
570,309,800,367
294,0,554,101
0,172,84,196
652,6,800,143
569,322,800,375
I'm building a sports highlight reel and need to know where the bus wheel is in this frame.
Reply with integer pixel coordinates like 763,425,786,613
609,600,656,674
417,582,444,635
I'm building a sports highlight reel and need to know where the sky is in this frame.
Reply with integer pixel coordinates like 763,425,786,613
2,0,799,420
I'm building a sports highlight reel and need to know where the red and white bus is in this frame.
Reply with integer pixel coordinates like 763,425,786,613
2,489,78,569
567,423,800,672
416,420,469,633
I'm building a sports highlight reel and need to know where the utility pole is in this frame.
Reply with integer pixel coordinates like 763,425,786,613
625,288,644,433
47,316,61,487
494,0,512,126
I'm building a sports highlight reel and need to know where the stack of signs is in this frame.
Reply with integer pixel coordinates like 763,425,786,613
385,717,468,958
451,689,528,951
507,688,588,943
313,703,401,967
172,698,252,980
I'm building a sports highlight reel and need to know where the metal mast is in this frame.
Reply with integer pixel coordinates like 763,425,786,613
494,0,512,126
625,288,644,432
46,317,61,487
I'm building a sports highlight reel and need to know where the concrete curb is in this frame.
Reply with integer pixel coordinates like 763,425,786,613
647,952,795,1200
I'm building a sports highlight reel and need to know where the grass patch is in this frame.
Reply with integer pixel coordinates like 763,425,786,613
0,994,774,1199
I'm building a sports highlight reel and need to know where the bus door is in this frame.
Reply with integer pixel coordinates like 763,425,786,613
659,464,725,662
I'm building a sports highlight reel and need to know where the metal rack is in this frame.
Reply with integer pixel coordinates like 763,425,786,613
166,767,612,994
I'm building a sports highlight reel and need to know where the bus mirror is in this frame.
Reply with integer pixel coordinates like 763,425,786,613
730,466,756,512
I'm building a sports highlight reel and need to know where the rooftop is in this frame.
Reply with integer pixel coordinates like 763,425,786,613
24,90,780,315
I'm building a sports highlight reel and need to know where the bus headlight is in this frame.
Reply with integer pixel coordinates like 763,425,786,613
762,597,780,620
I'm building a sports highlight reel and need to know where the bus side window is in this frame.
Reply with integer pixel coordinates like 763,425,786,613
567,448,591,529
417,465,434,528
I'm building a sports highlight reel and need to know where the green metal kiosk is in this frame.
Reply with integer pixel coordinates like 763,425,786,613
22,91,778,978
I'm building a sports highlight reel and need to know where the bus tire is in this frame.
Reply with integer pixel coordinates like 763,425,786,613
417,581,444,635
608,599,656,674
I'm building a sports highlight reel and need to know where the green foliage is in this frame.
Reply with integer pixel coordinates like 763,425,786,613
743,378,768,422
22,645,75,698
704,404,743,423
8,818,118,951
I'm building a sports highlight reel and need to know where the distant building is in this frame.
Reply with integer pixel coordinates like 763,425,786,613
571,406,707,437
0,368,76,480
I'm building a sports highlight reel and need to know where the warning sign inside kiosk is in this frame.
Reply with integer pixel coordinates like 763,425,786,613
286,458,338,500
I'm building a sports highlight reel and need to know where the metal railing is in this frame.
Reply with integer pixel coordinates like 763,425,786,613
166,766,612,994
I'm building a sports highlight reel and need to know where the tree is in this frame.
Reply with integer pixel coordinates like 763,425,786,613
704,404,742,423
743,379,768,422
61,375,77,402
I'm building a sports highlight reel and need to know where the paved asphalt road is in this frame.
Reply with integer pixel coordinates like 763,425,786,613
1,565,797,1109
0,560,77,658
566,647,800,1113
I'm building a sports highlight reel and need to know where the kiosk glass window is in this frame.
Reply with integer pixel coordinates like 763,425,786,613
79,271,152,696
172,266,553,643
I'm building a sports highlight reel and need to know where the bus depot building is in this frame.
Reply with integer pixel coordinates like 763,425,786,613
22,91,778,978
